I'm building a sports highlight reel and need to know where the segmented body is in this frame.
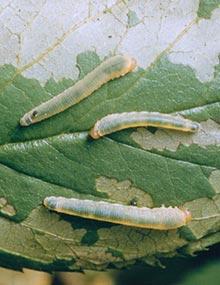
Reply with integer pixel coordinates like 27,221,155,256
90,112,199,139
20,55,136,126
44,196,192,230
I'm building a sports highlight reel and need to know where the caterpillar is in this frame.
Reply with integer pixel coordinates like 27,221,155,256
43,196,192,230
90,112,199,139
20,55,136,126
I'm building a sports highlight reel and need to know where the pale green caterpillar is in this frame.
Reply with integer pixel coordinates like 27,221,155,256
43,196,192,230
20,55,136,126
90,112,199,139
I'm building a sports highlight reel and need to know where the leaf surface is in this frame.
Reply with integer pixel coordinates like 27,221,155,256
0,1,220,271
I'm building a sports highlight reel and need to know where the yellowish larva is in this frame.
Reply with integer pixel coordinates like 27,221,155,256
43,196,192,230
20,55,136,126
90,112,199,139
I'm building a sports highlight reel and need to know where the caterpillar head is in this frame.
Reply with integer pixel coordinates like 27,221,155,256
20,110,38,126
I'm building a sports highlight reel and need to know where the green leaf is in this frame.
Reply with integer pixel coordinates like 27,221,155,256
0,2,220,271
198,0,220,19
